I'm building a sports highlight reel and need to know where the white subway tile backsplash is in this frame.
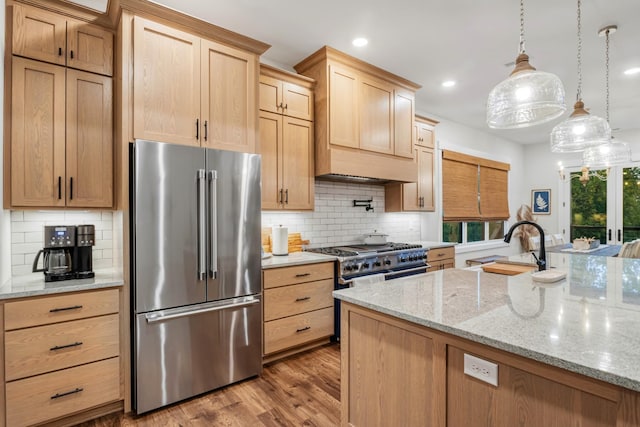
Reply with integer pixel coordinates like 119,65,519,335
11,254,24,266
9,210,118,274
261,181,422,248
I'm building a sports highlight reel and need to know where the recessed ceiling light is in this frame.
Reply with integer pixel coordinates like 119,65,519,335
352,38,368,47
442,80,456,88
624,67,640,75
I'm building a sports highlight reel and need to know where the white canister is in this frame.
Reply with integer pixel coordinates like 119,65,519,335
272,226,289,256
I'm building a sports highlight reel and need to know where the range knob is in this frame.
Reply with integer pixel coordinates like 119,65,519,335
362,262,370,269
399,256,407,263
384,259,391,265
344,265,353,271
422,253,428,259
374,261,382,267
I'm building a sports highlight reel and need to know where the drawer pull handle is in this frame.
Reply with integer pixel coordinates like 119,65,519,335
437,253,445,257
51,387,83,400
296,326,311,333
49,305,83,313
295,296,310,302
50,341,83,351
295,273,311,278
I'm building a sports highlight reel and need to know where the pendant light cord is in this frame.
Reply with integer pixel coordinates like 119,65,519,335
605,29,610,124
519,0,526,53
576,0,583,101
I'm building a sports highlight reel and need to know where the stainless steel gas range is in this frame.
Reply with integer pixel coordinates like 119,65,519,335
307,242,428,285
306,242,429,340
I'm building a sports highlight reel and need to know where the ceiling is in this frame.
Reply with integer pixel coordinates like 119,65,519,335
151,0,640,145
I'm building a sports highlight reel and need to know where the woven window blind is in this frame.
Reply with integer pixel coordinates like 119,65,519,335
442,150,510,221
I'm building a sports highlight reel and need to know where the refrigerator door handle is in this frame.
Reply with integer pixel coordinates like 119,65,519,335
209,170,218,279
197,169,207,280
144,296,259,323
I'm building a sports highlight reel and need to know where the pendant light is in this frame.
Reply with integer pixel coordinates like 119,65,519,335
582,26,631,168
486,0,566,129
550,0,611,153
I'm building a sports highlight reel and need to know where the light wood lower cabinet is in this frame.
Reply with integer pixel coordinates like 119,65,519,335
3,288,121,426
341,302,640,427
427,246,455,271
6,358,120,427
263,262,334,361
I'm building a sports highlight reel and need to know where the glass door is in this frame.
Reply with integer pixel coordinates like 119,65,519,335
564,164,640,246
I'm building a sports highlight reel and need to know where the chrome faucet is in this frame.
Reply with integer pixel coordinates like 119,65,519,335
504,220,546,271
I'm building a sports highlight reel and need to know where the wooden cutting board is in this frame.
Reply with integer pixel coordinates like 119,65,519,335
481,263,537,275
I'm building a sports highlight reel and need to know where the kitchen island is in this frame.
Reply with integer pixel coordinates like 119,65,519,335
334,252,640,426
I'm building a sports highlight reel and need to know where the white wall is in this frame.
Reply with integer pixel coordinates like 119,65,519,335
0,0,9,283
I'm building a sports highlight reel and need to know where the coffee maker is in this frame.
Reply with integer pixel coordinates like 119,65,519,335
32,225,76,282
32,225,95,281
73,224,95,279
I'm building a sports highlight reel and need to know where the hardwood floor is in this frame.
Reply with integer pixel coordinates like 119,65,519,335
81,344,341,426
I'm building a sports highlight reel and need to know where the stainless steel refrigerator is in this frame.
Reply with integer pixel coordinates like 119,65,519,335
130,140,262,414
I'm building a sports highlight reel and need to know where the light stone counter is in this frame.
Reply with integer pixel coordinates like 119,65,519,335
261,251,336,269
0,268,124,300
334,251,640,392
410,240,456,250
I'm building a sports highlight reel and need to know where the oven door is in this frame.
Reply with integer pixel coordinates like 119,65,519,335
333,264,428,341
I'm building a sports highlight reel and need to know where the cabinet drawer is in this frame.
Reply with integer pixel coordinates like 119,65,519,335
5,288,119,330
264,307,333,355
427,260,455,272
264,279,334,322
5,314,119,381
263,262,334,289
6,357,120,427
427,246,455,263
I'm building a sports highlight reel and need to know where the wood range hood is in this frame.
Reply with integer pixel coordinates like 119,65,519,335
294,46,421,186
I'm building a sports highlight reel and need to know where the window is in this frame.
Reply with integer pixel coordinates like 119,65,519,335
442,150,510,244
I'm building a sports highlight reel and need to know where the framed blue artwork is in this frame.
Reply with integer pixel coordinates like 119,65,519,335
532,189,551,215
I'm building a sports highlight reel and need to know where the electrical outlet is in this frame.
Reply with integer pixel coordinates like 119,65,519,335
463,353,498,386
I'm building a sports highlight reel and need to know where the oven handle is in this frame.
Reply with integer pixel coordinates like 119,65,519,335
337,265,430,285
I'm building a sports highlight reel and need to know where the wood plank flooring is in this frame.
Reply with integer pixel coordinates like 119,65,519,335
81,343,341,426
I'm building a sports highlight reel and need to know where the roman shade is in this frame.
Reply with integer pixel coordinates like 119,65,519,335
442,150,510,221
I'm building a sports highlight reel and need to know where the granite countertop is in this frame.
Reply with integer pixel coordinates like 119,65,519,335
0,268,124,300
411,241,456,250
334,252,640,392
261,251,337,269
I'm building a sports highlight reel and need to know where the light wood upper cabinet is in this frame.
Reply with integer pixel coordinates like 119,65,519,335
259,112,314,210
329,64,359,149
10,58,112,208
416,116,435,148
359,76,393,155
12,4,113,76
259,73,313,121
394,89,416,158
66,69,113,208
201,40,256,152
133,17,201,146
258,65,315,210
10,58,66,207
132,17,259,153
385,116,438,212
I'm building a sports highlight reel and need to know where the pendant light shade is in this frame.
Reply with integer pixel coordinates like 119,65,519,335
487,54,566,129
550,101,611,153
549,0,610,153
486,0,566,129
581,26,631,167
582,139,631,168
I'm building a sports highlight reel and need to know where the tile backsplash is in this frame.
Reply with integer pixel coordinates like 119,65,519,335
10,210,117,276
261,180,422,247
